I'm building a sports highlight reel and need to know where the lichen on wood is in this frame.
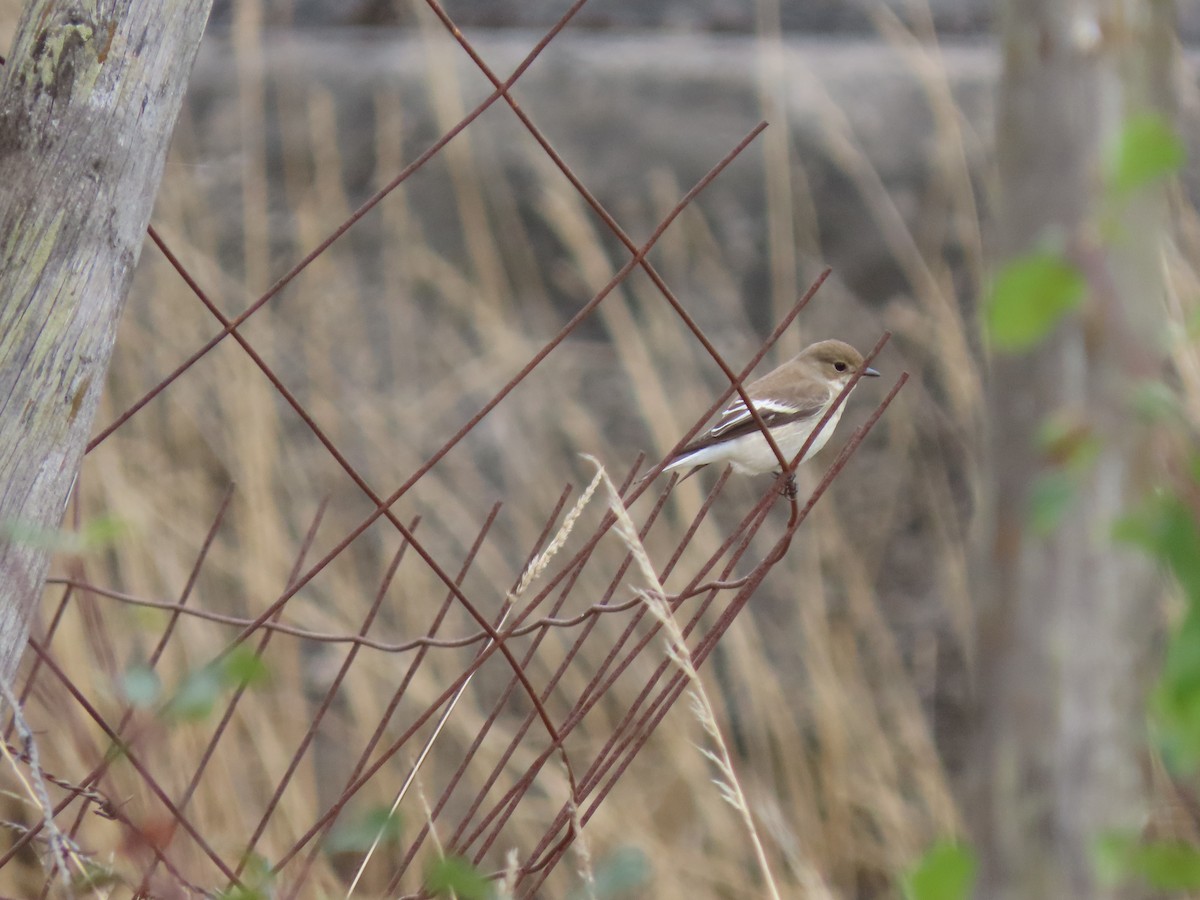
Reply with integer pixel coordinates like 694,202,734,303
0,0,214,679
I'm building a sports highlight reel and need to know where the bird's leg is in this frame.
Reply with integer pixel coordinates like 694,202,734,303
773,471,798,500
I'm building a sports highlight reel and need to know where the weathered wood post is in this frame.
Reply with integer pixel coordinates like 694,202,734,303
0,1,214,679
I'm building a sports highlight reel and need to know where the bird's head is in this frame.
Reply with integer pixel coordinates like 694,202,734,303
800,340,880,387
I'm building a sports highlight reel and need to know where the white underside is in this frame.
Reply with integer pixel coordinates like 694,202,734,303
666,404,846,475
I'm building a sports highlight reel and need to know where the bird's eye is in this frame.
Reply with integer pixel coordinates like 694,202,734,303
834,361,848,372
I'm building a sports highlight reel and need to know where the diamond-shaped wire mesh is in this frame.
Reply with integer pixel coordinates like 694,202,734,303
0,1,913,895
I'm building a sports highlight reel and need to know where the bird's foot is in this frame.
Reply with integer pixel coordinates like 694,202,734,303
774,472,798,500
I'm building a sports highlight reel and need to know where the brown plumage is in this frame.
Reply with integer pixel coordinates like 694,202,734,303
663,340,879,476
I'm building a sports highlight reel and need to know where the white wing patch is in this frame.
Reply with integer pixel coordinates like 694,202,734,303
709,398,800,438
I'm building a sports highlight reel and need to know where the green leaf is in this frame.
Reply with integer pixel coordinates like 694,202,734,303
213,887,269,900
425,855,491,900
902,841,976,900
1114,492,1200,605
1161,613,1200,695
0,515,126,554
1035,415,1099,472
102,736,130,765
120,665,161,708
1106,113,1186,196
219,645,271,689
326,807,402,854
1187,307,1200,340
1130,379,1183,424
985,250,1086,351
1118,488,1200,771
1095,832,1200,890
573,846,651,899
1132,841,1200,889
238,851,273,880
78,515,128,549
166,665,223,721
1028,471,1077,535
1096,831,1135,885
71,860,120,891
1151,612,1200,772
212,852,273,899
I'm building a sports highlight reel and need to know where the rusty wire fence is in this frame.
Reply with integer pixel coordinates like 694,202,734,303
0,2,918,896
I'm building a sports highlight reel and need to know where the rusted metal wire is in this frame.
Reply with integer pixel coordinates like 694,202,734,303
1,0,914,894
132,499,333,893
0,487,237,872
519,374,909,894
24,638,242,886
235,514,426,877
84,0,598,454
41,578,671,653
383,460,653,892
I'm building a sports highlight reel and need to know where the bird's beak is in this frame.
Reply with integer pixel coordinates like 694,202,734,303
863,366,881,378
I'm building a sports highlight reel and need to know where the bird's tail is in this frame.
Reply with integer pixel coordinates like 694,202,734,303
638,461,707,487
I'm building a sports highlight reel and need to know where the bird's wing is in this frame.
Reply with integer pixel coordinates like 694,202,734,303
708,397,806,438
699,398,827,446
681,374,832,451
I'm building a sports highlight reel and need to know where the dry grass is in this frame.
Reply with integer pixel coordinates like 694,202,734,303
2,0,1141,897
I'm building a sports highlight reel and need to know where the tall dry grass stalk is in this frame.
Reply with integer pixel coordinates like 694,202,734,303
346,469,605,895
591,456,793,900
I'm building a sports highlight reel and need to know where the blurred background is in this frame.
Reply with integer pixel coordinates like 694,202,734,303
1,0,1197,896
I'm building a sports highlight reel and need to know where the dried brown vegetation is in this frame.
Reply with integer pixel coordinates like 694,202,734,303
8,0,1167,897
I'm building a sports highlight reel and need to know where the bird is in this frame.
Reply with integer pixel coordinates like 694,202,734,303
662,339,879,483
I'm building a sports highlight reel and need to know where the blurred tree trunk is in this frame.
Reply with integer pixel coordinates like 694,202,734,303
970,1,1178,897
0,1,212,680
